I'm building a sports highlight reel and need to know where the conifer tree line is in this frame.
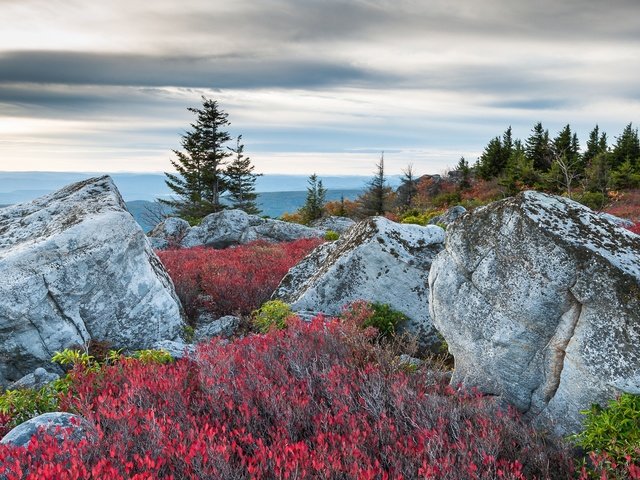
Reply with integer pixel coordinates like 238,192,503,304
473,122,640,199
161,97,261,223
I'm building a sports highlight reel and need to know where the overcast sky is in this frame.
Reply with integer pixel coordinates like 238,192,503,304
1,0,638,175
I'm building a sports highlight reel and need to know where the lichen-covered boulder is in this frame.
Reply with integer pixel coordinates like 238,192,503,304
273,217,446,350
429,191,640,435
1,412,95,447
0,176,185,388
150,209,324,249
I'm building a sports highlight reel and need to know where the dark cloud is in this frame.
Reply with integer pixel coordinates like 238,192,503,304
0,51,392,89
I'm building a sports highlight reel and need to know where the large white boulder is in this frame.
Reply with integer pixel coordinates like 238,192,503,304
150,209,324,249
273,217,446,350
0,176,185,388
429,191,640,435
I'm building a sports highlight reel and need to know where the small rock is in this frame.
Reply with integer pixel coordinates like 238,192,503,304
151,340,195,359
1,412,95,448
6,368,60,391
428,205,467,226
194,315,240,342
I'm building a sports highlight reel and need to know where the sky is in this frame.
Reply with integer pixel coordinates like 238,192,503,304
0,0,639,176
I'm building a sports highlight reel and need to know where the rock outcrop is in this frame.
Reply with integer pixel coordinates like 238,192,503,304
429,191,640,435
0,176,185,388
273,217,446,350
6,368,59,391
149,209,324,249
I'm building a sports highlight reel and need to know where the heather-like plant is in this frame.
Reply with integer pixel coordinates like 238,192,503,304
0,317,575,479
252,299,294,333
157,238,322,322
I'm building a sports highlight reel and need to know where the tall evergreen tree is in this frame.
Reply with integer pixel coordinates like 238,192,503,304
225,135,262,215
610,123,640,169
360,153,390,216
476,136,504,180
583,125,608,166
455,156,472,190
301,173,327,223
525,122,552,172
162,97,232,221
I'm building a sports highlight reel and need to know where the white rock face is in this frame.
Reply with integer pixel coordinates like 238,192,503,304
429,191,640,435
428,205,467,226
273,217,446,350
0,176,185,388
150,209,324,249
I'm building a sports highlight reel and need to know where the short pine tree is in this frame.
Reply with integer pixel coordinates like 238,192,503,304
226,135,262,215
301,174,327,223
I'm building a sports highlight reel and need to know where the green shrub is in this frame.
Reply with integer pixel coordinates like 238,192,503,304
577,192,607,210
400,209,443,226
366,302,408,337
133,349,174,365
572,393,640,463
253,300,294,333
0,377,71,429
432,191,461,208
51,349,95,368
341,300,407,339
324,230,340,241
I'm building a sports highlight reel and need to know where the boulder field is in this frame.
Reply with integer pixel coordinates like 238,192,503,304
148,210,326,249
0,176,185,388
429,191,640,435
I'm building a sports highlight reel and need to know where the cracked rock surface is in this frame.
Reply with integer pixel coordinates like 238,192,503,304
0,176,185,388
429,191,640,435
273,217,446,351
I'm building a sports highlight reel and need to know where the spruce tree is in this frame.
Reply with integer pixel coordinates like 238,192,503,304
301,173,327,223
610,123,640,169
583,125,608,166
360,153,390,216
226,135,262,215
455,156,471,190
525,122,552,172
162,97,232,221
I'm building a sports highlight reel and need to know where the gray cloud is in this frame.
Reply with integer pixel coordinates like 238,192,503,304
0,51,391,88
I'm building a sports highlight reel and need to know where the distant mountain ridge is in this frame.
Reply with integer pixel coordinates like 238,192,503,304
0,172,401,203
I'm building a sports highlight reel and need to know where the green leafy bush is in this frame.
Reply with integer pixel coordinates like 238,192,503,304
133,349,175,365
252,300,294,333
324,230,340,241
572,393,640,462
400,209,443,226
577,192,607,210
0,377,71,429
341,300,407,338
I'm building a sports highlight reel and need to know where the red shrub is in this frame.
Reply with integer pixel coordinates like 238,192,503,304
0,318,575,479
627,222,640,235
157,238,322,320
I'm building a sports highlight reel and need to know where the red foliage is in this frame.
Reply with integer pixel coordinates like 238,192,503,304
0,318,575,480
157,238,322,319
0,412,11,438
626,222,640,235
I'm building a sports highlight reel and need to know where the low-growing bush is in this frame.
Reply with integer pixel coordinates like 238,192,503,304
252,300,294,333
0,317,574,479
577,191,607,210
324,230,340,241
572,393,640,478
340,300,407,338
157,238,322,322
